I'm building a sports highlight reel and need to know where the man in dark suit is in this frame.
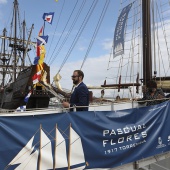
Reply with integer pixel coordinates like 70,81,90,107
62,70,89,111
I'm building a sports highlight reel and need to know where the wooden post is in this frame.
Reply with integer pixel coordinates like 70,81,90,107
53,124,57,170
38,124,42,170
68,124,71,170
142,0,152,85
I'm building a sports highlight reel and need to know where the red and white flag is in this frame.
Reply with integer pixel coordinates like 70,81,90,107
38,26,44,36
32,70,42,84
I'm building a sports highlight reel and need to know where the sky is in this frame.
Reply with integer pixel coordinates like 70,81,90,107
0,0,120,97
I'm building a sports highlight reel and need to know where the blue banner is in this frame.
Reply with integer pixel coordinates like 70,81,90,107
113,3,133,57
1,101,170,169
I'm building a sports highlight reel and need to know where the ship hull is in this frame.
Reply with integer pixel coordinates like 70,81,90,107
0,63,50,110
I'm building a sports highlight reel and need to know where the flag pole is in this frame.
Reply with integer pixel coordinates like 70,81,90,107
43,21,45,36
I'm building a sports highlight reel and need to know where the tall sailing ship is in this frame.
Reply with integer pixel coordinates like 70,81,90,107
0,0,51,110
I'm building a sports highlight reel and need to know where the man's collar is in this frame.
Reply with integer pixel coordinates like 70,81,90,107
75,81,83,87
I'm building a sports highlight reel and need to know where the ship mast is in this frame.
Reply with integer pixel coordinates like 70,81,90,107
22,19,26,67
142,0,152,85
0,28,9,87
6,0,34,83
13,0,18,82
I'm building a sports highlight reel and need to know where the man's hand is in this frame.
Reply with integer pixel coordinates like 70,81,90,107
62,101,70,108
157,94,164,99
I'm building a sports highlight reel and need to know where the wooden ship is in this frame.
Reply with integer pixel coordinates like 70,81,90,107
0,0,51,109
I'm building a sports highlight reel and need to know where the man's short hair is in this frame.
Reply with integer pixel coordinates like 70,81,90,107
146,80,157,88
74,70,84,79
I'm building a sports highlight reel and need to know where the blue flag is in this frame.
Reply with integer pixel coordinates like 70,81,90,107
113,3,133,57
24,91,32,103
42,12,55,24
37,35,49,46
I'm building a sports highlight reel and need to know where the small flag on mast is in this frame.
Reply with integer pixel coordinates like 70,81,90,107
16,105,26,112
38,26,44,36
24,91,32,103
42,12,54,24
32,70,42,84
37,35,49,46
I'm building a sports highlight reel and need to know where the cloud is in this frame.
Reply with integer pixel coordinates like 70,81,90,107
50,54,110,97
0,0,7,4
0,0,7,24
102,39,112,50
78,46,86,51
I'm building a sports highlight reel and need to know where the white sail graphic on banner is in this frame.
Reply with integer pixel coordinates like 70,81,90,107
8,136,35,165
7,125,86,170
8,135,39,170
40,129,53,170
55,127,68,168
70,127,86,169
15,149,38,170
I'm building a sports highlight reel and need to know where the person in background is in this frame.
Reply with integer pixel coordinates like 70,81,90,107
142,85,147,95
138,80,165,106
62,70,89,111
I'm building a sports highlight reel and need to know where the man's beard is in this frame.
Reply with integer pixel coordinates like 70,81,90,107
73,79,79,85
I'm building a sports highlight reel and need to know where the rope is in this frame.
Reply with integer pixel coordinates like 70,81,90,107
38,81,64,102
80,0,110,70
106,1,142,99
155,2,167,77
46,0,65,62
156,1,170,77
48,0,85,66
57,0,98,74
47,0,78,64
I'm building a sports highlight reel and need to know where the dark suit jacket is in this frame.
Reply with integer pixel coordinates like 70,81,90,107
70,82,89,111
